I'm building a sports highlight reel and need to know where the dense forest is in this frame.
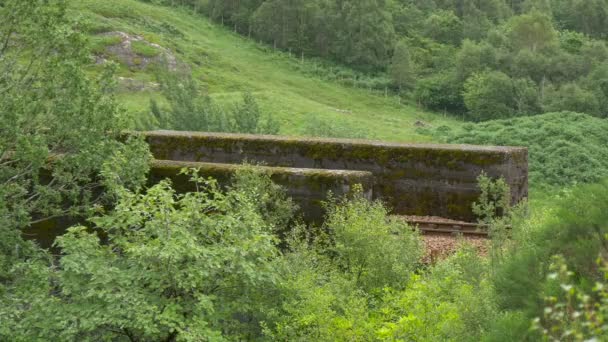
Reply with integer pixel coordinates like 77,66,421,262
2,0,608,341
144,0,608,120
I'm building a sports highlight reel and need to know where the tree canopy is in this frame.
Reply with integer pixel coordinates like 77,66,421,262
146,0,608,120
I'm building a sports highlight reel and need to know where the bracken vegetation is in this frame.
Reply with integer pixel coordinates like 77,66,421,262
427,112,608,186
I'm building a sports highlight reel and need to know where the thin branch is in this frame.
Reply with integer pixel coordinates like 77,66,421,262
0,26,14,57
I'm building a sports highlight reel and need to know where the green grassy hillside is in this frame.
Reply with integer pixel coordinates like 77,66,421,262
71,0,457,142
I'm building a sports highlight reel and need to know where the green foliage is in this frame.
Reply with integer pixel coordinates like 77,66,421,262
89,34,123,54
121,0,608,122
533,256,608,341
229,165,298,231
72,0,457,142
456,39,498,81
585,64,608,116
543,83,602,117
434,112,608,186
266,195,496,342
323,188,423,291
301,114,373,140
1,170,293,341
0,0,150,231
375,247,498,341
230,92,280,134
472,172,525,270
389,40,415,91
463,71,539,120
473,172,511,225
262,188,424,340
482,311,535,342
151,66,229,132
389,41,414,90
507,11,557,52
423,10,463,45
414,72,465,113
490,180,608,315
464,71,517,120
7,1,608,340
553,0,608,39
131,40,161,57
150,68,279,134
264,232,373,341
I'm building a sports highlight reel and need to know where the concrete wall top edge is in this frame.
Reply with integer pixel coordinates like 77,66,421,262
138,130,528,154
151,159,374,179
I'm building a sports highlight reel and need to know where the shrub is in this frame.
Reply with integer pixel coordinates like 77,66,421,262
265,189,425,340
490,180,608,317
151,68,280,134
0,170,291,341
533,256,608,341
543,83,601,117
230,92,280,135
413,72,466,113
264,239,373,341
434,112,608,186
323,188,423,291
229,165,298,232
376,247,498,341
463,71,517,121
472,172,511,225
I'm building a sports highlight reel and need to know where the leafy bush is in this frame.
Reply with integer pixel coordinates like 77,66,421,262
432,112,608,186
150,67,229,132
265,189,424,340
376,247,498,341
323,188,423,292
487,179,608,337
0,170,294,341
463,71,540,121
413,72,466,113
229,166,298,232
533,256,608,341
264,233,373,341
0,0,150,232
150,68,279,134
543,83,602,117
473,172,511,225
229,92,280,135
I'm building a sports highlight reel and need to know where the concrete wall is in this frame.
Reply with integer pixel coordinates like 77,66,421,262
143,131,528,222
150,160,374,222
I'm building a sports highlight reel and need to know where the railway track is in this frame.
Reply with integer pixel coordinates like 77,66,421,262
397,216,490,236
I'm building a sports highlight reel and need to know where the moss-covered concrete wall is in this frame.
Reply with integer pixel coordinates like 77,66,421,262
150,160,374,222
142,131,528,221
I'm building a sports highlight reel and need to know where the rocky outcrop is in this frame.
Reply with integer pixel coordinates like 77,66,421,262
95,31,177,70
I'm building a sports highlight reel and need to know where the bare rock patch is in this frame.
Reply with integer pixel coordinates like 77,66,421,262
94,31,177,70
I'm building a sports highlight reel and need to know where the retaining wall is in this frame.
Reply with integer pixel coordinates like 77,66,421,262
150,160,374,221
143,131,528,221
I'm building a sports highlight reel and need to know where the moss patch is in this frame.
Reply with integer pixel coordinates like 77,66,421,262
131,40,161,57
90,34,123,54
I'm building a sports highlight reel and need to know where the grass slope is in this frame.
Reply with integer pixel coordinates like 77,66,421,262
71,0,457,142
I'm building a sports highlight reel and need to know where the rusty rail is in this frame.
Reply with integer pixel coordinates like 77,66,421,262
396,216,490,236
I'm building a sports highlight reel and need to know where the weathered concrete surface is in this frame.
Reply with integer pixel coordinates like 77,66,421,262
141,131,528,221
150,159,374,221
